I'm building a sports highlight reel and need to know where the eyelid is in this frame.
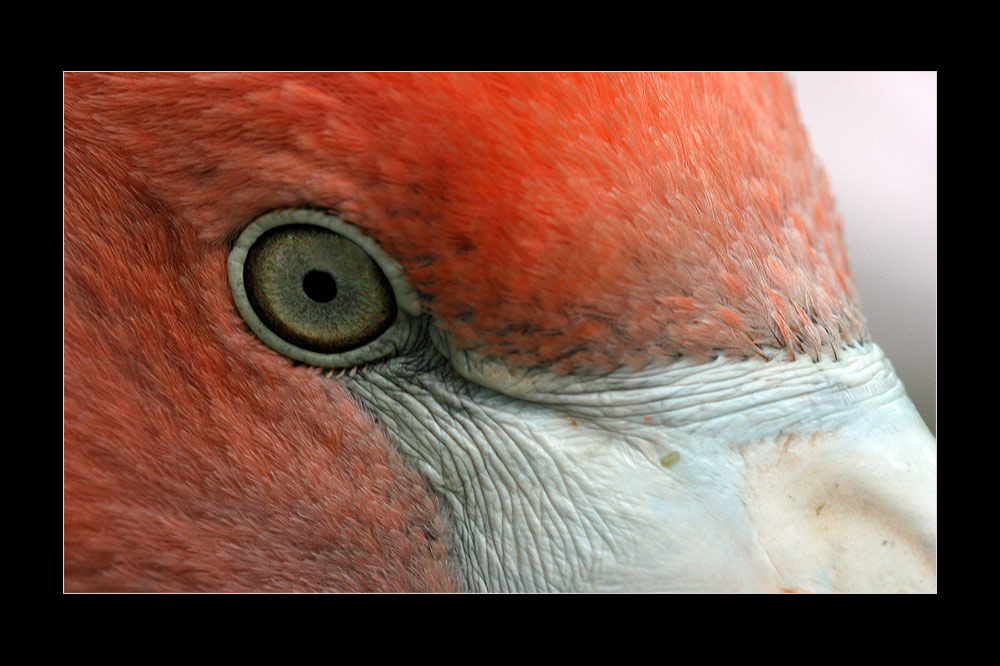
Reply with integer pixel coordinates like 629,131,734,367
232,209,422,317
228,209,422,368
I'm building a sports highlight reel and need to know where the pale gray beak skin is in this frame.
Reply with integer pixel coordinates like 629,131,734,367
343,322,936,593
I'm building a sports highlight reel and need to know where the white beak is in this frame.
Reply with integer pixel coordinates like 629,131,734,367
349,340,937,592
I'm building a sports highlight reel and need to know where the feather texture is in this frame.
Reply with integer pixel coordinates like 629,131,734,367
64,83,456,590
64,72,870,590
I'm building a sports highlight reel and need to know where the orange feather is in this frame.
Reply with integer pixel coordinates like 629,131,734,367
64,72,870,591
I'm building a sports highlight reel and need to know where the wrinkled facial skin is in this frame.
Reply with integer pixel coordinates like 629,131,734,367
340,316,935,593
64,72,935,593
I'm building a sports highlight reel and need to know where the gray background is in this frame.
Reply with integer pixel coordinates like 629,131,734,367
789,71,936,435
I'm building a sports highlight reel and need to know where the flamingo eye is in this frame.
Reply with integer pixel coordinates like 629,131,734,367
242,224,396,354
228,209,420,367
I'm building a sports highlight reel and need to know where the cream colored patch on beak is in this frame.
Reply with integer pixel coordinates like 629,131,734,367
740,397,936,593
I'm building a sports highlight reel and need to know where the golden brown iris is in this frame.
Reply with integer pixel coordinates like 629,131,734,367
243,225,397,354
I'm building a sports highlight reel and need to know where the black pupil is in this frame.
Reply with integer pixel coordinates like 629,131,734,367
302,270,337,303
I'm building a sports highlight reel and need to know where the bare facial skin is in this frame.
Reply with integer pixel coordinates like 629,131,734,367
346,324,935,592
65,73,936,592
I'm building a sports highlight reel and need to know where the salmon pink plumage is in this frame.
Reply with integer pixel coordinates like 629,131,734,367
64,72,935,593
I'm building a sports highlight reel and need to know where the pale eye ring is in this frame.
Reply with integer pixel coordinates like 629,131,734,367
228,209,422,367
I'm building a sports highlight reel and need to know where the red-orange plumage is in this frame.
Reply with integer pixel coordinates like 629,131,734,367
69,73,865,369
64,72,867,591
64,75,456,591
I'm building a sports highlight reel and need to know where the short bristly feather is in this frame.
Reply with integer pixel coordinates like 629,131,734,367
65,73,891,591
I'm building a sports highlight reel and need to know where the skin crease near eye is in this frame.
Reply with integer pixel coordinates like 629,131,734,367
64,72,936,593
